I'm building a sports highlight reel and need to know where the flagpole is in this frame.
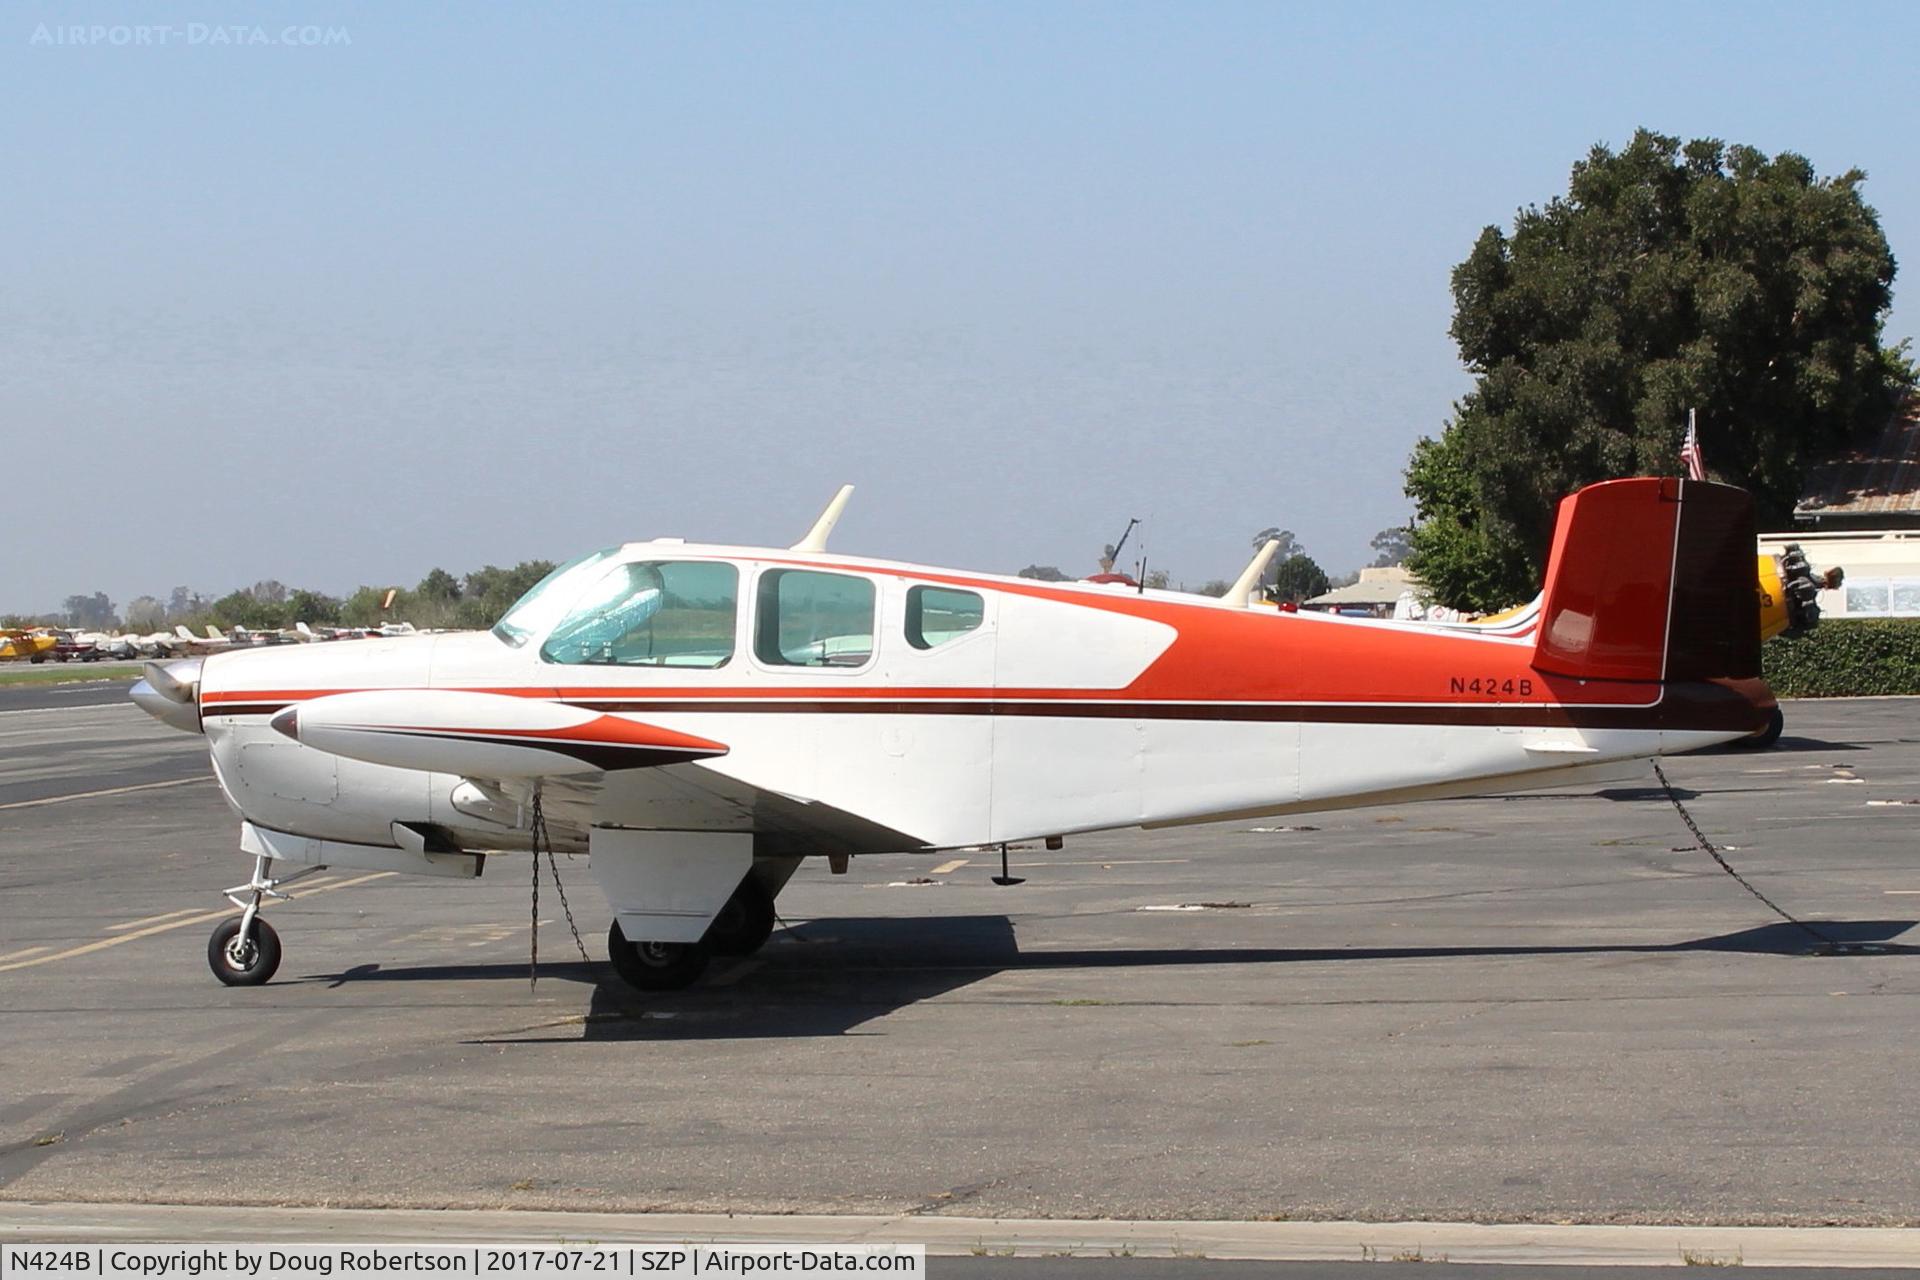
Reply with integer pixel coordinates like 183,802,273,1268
1680,407,1705,482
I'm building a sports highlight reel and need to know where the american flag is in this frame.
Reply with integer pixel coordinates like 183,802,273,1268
1679,409,1706,481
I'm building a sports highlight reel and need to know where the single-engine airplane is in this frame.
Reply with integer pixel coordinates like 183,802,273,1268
134,476,1775,991
0,628,58,663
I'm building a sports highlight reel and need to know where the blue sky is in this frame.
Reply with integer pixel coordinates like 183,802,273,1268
4,1,1916,613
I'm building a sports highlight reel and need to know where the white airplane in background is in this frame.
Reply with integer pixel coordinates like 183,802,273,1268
125,631,186,658
133,478,1775,992
167,624,239,656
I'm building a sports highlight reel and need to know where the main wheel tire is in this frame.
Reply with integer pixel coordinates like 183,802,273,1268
705,877,777,957
207,916,281,986
1735,705,1785,749
606,921,711,991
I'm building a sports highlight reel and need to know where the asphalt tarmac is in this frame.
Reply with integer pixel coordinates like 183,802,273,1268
1,684,1917,1232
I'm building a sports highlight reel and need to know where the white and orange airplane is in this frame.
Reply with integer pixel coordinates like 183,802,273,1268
133,477,1774,991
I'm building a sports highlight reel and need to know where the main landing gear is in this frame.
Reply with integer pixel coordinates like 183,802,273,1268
1740,706,1786,749
207,854,323,986
605,875,777,992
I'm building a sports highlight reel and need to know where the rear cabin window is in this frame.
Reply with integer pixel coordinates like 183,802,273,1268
906,586,985,649
755,570,875,668
539,561,738,667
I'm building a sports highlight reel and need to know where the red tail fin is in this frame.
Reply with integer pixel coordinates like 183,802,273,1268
1532,477,1760,683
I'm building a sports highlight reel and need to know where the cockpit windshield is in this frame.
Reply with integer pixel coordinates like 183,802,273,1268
490,548,620,648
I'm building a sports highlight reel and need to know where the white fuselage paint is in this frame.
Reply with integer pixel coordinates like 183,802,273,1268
192,546,1733,860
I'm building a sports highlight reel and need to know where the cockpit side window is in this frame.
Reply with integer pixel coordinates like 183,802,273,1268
539,561,738,667
754,570,875,668
905,586,985,649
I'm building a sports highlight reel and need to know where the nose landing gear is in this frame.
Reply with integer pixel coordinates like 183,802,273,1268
207,853,323,986
208,915,281,986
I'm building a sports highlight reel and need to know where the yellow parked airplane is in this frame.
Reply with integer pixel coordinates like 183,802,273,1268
0,629,58,663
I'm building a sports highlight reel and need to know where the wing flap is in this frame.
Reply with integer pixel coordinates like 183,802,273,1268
593,760,928,856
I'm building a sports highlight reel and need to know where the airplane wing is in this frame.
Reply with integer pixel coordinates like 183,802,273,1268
590,760,925,856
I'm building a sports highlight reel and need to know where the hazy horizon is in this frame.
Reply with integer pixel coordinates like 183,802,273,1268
6,1,1915,617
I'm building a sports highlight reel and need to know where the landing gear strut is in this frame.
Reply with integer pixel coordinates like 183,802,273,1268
206,853,321,986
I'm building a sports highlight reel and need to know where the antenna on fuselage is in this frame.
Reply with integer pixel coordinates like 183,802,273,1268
1227,539,1283,607
792,484,855,552
1102,518,1140,575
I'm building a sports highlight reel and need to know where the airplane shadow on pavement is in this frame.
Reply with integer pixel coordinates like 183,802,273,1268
1692,735,1870,756
298,915,1920,1044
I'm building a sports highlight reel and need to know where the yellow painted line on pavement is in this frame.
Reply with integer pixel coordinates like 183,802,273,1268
0,946,49,963
105,907,208,932
1884,890,1920,895
0,872,394,974
0,777,209,811
929,858,970,875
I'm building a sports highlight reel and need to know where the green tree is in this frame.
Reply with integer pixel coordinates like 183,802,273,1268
417,568,462,603
208,589,285,630
62,592,118,630
286,589,342,626
1017,565,1071,582
1368,525,1412,568
458,561,556,629
124,595,166,630
340,586,405,628
1252,528,1302,559
1407,129,1904,610
1270,555,1330,604
1250,528,1303,592
165,587,206,623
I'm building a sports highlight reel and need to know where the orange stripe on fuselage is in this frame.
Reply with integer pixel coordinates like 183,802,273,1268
196,556,1654,713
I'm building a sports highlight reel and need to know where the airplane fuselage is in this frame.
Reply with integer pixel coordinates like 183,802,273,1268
183,543,1768,861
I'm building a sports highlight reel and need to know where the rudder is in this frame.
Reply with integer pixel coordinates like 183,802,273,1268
1532,477,1760,684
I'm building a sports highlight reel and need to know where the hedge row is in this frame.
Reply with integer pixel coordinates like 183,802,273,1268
1763,617,1920,697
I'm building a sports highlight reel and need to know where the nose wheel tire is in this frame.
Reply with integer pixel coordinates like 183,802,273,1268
208,916,281,986
705,877,777,956
607,921,711,991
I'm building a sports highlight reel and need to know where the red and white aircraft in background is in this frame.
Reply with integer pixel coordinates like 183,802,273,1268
133,477,1773,991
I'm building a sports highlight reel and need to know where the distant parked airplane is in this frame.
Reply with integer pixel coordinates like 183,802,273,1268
0,629,57,663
